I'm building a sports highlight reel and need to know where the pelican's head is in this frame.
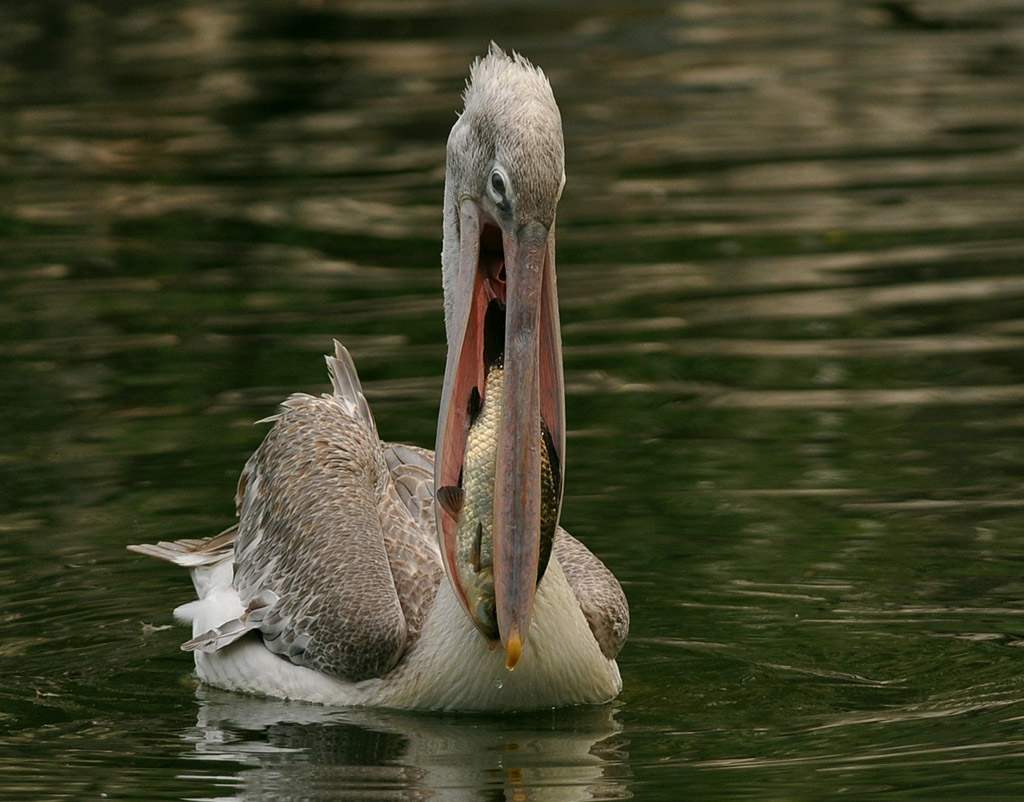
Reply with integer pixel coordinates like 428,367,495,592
435,45,566,670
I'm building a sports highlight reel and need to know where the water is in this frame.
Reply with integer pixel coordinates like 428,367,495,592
3,1,1024,799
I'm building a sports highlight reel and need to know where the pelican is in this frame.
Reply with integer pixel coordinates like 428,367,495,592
130,45,628,712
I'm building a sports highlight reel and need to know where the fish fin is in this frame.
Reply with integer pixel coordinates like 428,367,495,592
437,485,464,517
467,386,482,422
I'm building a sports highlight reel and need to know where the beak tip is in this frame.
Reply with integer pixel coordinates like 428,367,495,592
505,634,523,671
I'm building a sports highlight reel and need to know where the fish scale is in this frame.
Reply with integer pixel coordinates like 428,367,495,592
453,356,559,642
455,358,504,639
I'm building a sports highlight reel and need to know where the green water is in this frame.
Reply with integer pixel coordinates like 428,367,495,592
3,2,1024,799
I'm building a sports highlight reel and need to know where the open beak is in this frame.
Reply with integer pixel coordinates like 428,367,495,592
435,199,565,670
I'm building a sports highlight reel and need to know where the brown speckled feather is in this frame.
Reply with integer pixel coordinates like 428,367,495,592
225,343,442,682
553,530,630,660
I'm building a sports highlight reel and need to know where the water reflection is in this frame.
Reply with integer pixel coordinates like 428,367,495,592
186,689,630,801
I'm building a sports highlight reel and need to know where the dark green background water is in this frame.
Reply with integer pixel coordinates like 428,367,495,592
3,2,1024,799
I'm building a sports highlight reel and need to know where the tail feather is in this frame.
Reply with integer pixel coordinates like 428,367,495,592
127,526,237,568
180,588,278,654
181,619,251,653
325,340,377,437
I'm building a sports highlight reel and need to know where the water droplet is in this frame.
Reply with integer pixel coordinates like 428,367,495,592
494,678,503,690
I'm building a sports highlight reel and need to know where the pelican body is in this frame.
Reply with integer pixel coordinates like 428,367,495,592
130,46,628,712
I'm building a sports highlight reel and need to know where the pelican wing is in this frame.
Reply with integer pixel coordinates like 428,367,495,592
221,344,442,682
552,530,630,660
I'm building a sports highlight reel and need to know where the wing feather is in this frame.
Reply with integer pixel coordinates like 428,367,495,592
553,530,630,660
228,343,442,681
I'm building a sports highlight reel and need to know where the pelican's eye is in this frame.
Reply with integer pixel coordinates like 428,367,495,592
488,165,511,212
